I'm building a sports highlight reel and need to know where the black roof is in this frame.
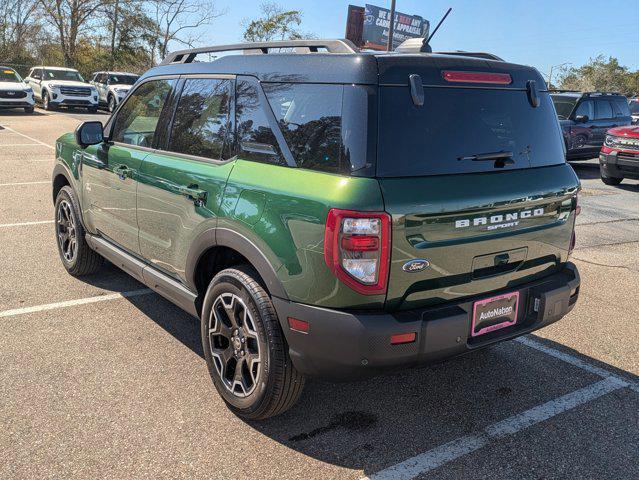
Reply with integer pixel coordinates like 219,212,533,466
140,39,545,88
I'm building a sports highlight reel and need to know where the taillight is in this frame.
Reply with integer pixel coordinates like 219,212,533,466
324,209,391,295
442,70,512,85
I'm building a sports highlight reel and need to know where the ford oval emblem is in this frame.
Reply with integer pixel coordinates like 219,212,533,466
402,259,430,273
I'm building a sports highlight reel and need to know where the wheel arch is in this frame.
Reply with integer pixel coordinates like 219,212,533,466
187,228,289,314
52,164,72,203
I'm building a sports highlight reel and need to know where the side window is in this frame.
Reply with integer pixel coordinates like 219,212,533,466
31,69,41,80
236,79,284,165
612,99,630,118
595,100,613,120
574,100,594,120
263,83,343,173
111,79,175,147
168,78,232,160
96,73,105,84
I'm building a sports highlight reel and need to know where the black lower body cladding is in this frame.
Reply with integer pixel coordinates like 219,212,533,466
600,152,639,180
273,263,580,380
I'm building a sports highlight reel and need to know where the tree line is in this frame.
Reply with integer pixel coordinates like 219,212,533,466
0,0,310,79
557,56,638,97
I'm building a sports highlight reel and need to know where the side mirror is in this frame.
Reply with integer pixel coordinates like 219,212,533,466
75,121,104,148
574,115,589,123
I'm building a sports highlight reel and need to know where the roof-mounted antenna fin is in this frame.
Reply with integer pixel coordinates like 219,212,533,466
421,7,452,52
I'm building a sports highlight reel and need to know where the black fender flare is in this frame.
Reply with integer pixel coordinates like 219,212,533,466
52,163,74,203
185,227,289,300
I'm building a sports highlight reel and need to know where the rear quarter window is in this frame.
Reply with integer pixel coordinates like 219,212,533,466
263,83,343,173
377,87,566,177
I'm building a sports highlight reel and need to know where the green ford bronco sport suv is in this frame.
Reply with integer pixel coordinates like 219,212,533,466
52,39,581,419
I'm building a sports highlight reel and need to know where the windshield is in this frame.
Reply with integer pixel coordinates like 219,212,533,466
378,87,565,177
1,69,22,83
550,95,578,120
630,101,639,115
44,69,85,82
108,74,138,85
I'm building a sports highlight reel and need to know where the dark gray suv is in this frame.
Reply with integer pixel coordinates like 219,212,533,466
551,91,632,160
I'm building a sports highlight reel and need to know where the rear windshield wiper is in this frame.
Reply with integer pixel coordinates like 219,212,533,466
458,151,514,166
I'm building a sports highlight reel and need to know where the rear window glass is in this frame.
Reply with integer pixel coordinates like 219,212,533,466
612,98,631,117
263,83,343,173
378,87,565,177
236,80,284,166
169,78,232,160
551,95,577,119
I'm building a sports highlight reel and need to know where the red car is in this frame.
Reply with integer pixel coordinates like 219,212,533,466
600,125,639,185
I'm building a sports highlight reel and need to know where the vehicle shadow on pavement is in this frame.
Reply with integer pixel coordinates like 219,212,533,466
124,292,639,478
0,109,46,117
570,161,601,180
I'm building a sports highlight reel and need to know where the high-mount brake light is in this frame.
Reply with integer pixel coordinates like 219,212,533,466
324,209,391,295
442,71,512,85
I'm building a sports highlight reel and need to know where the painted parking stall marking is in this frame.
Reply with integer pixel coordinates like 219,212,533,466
0,289,153,318
360,334,639,480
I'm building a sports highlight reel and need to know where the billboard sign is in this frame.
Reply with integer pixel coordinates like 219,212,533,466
362,3,429,50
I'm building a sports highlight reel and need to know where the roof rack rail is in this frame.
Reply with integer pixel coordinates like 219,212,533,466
584,91,623,97
550,90,624,96
394,38,504,61
160,39,358,65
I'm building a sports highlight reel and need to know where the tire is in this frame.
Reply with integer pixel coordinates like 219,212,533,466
601,175,623,186
201,266,305,420
42,91,55,111
54,186,104,276
107,95,116,113
24,106,34,114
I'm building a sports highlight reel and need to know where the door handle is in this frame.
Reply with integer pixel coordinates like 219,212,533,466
114,164,132,180
178,184,208,207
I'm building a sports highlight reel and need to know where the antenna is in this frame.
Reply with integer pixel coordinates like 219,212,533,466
422,7,452,52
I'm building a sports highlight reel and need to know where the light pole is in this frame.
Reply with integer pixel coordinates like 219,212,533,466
387,0,397,51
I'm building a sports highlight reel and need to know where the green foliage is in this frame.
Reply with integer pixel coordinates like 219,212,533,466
242,2,304,42
558,56,638,97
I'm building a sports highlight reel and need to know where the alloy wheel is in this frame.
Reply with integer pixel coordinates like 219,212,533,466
56,199,77,263
208,293,261,398
108,96,115,113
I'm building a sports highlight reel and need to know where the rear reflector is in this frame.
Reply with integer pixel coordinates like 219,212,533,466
390,332,416,345
288,317,309,334
443,71,512,85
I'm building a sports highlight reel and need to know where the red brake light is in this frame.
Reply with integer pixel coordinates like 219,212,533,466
341,235,379,251
443,71,512,85
324,209,391,295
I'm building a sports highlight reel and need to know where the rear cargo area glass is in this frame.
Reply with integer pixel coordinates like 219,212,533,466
377,87,565,177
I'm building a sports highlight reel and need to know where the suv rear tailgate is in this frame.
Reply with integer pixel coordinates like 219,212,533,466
381,164,579,311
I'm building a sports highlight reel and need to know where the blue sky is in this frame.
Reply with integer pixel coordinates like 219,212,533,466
202,0,639,79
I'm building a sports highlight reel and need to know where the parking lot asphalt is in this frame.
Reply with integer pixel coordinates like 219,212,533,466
1,107,637,479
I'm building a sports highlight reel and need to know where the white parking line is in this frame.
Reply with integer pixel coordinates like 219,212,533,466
0,220,54,228
0,125,55,149
364,376,627,480
0,143,44,147
0,181,49,187
516,336,639,393
0,288,153,318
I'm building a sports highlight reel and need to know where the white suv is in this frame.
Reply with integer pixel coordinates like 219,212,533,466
90,71,139,112
24,66,98,112
0,66,35,113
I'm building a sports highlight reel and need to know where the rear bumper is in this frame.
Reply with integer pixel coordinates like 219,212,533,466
273,263,580,380
600,152,639,179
